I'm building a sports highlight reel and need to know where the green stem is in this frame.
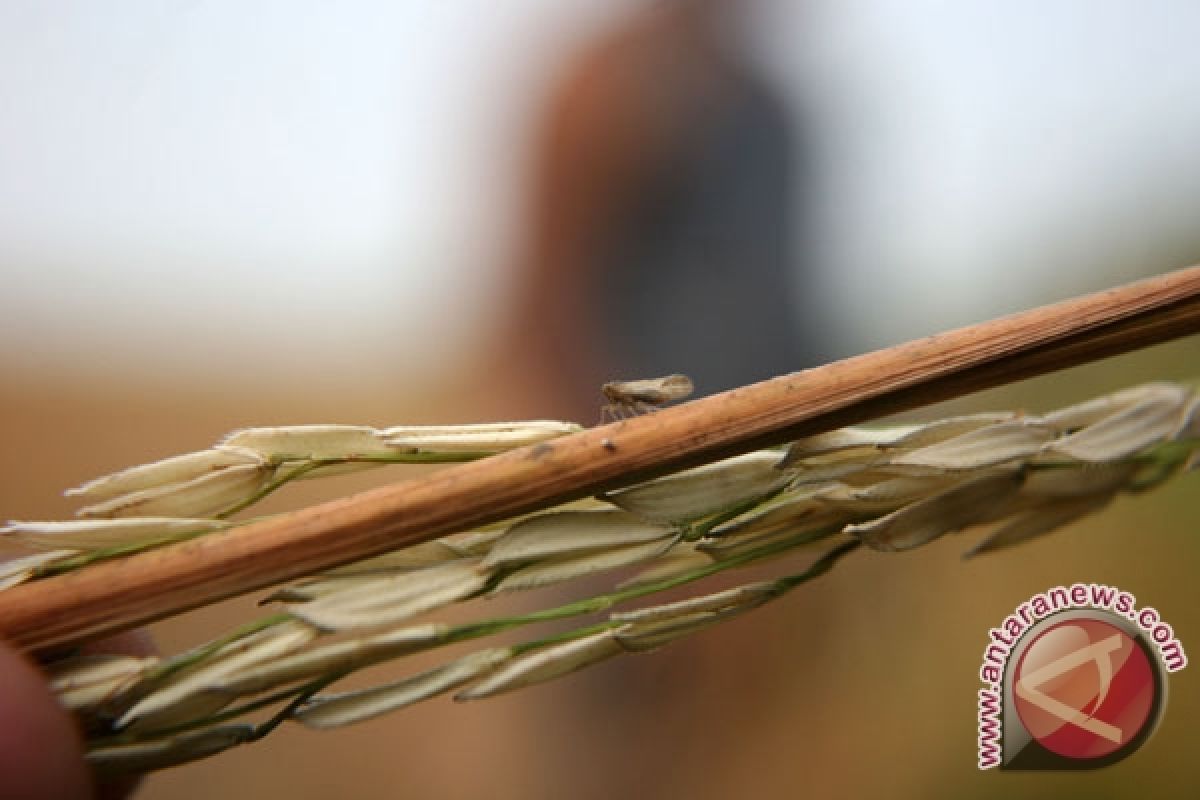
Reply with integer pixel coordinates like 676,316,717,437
143,613,292,684
247,672,345,742
507,538,862,657
682,487,786,541
217,451,492,519
772,538,862,592
30,525,228,579
89,677,318,748
442,526,845,645
510,621,616,655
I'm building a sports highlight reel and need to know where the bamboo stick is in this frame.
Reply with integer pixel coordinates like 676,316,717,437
3,267,1200,652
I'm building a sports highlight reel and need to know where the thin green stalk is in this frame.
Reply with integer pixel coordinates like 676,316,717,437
682,487,786,541
218,451,491,519
442,527,846,645
90,677,318,748
509,621,615,656
247,672,346,742
771,538,862,592
143,613,292,684
31,526,228,579
508,538,863,656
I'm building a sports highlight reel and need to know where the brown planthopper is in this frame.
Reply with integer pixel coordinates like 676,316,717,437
601,374,694,420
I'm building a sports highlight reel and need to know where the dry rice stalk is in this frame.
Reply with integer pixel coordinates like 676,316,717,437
2,266,1197,656
5,381,1195,775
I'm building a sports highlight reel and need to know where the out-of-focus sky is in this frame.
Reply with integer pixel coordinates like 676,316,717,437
2,0,1199,378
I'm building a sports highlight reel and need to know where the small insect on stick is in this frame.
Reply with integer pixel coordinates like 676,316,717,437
601,374,695,421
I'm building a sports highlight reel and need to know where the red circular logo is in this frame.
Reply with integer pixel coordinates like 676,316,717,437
1012,617,1157,760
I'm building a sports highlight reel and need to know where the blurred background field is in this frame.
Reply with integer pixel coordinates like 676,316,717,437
2,2,1199,797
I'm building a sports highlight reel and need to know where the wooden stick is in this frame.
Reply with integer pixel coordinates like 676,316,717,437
3,267,1200,652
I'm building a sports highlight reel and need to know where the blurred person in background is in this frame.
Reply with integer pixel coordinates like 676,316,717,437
493,0,824,420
